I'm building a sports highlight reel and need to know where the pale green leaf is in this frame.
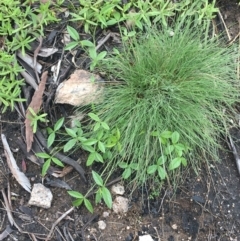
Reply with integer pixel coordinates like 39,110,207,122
84,198,93,213
68,191,84,199
101,187,112,209
92,171,103,186
64,139,77,152
147,165,157,174
67,25,80,41
36,152,50,159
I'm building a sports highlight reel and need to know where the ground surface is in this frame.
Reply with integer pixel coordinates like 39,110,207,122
0,1,240,241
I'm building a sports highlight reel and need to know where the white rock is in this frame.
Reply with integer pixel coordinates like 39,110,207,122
112,196,128,213
171,224,178,230
111,183,125,195
98,220,107,230
139,234,154,241
102,211,109,218
28,183,53,209
55,69,103,106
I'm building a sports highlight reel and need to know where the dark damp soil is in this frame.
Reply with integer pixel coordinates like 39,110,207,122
0,0,240,240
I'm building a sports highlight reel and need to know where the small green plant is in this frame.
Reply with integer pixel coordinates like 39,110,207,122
65,25,107,71
147,131,188,181
64,25,95,50
60,113,120,166
47,117,65,148
44,114,116,211
118,162,138,180
0,52,26,112
68,0,219,34
67,171,112,211
27,107,49,133
0,0,59,112
68,191,93,213
1,0,59,55
35,152,64,176
92,171,112,209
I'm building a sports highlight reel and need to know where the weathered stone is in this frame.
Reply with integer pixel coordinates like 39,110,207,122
111,183,125,195
28,183,53,209
112,196,128,213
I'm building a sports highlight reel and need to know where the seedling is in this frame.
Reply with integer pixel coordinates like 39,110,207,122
65,25,106,70
47,117,65,148
68,191,93,213
27,107,49,133
35,152,64,176
92,171,112,209
64,25,95,50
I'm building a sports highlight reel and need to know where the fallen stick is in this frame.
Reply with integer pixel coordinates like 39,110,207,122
45,206,75,241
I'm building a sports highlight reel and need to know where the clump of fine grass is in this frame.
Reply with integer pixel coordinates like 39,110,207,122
90,19,239,187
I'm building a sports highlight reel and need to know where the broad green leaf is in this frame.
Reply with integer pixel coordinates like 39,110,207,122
88,48,97,60
42,159,51,176
150,131,160,137
54,117,64,131
88,112,100,122
171,131,180,144
96,129,104,140
157,155,167,165
176,149,183,157
169,157,182,170
51,157,64,167
95,152,103,162
122,167,131,179
94,122,101,131
101,122,109,130
118,162,128,169
165,145,174,155
36,152,50,159
65,128,77,138
181,157,187,167
80,40,95,47
67,25,80,41
97,51,107,61
86,152,96,166
83,138,98,146
64,139,77,152
95,189,102,204
98,141,105,153
160,130,172,139
47,127,53,134
105,136,118,148
147,165,157,174
160,136,167,145
68,191,84,199
157,166,166,180
77,136,87,143
64,41,79,50
84,198,93,213
174,143,187,151
72,199,83,207
81,144,95,153
101,187,112,209
92,171,103,186
47,132,55,148
130,163,138,170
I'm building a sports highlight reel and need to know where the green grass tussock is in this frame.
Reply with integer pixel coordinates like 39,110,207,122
91,19,239,187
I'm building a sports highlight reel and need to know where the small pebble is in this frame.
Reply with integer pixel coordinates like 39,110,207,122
98,220,106,230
